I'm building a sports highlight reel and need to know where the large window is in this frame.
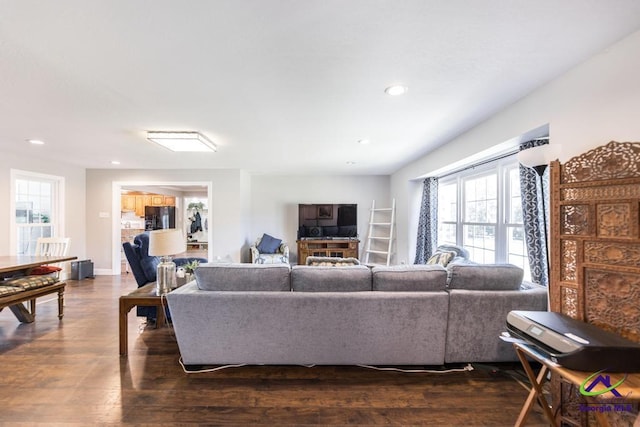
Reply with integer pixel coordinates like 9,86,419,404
463,172,497,263
437,181,458,246
437,156,530,278
11,170,64,255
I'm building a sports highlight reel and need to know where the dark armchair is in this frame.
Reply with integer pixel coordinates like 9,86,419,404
122,231,207,320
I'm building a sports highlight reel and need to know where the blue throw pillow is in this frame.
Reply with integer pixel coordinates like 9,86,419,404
257,233,282,254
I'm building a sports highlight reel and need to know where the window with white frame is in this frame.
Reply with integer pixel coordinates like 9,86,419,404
437,181,458,246
437,156,530,279
11,170,64,255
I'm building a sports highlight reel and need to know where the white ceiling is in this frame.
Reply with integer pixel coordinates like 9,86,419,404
1,1,640,175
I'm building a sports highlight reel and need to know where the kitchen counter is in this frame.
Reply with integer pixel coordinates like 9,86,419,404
121,228,145,238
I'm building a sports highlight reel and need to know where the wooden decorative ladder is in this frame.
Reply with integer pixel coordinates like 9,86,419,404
363,199,395,266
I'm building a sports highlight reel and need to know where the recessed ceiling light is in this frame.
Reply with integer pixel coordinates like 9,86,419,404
111,160,121,165
384,85,408,96
28,139,45,145
147,131,216,152
358,139,371,145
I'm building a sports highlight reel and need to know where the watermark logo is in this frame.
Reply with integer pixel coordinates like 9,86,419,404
579,370,627,397
577,370,633,414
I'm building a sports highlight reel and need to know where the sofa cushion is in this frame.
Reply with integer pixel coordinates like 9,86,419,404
291,265,371,292
254,253,289,264
195,263,291,291
257,233,282,254
447,263,524,291
4,275,59,290
372,265,447,292
0,285,23,296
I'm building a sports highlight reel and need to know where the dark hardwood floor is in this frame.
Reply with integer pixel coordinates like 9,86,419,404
0,274,548,426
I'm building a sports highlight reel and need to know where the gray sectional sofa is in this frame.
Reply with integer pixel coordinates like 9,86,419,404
166,262,547,367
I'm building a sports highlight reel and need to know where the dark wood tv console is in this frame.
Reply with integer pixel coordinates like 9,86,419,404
296,239,359,265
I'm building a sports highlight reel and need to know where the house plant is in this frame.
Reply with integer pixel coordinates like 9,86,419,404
183,259,200,283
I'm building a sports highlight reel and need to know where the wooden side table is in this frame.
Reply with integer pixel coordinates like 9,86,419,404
296,239,359,265
513,342,640,426
119,283,166,356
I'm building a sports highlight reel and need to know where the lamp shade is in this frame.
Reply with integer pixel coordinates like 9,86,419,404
149,229,186,257
517,144,561,168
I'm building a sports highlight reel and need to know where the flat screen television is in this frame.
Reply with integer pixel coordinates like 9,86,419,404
298,204,357,239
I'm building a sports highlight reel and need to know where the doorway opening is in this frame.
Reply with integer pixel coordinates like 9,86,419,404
112,181,212,275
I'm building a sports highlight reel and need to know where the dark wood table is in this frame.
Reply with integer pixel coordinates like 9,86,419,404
0,255,77,322
0,255,77,277
119,283,167,356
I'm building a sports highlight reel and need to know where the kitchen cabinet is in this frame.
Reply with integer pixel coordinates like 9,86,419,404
121,195,137,212
121,194,146,217
121,193,176,217
149,195,175,206
135,197,144,217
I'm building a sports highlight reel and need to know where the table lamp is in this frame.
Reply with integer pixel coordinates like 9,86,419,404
148,228,186,295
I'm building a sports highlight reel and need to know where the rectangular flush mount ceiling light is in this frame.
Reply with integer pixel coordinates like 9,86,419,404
147,131,217,152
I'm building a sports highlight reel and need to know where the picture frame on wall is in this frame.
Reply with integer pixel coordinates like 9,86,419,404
317,205,333,219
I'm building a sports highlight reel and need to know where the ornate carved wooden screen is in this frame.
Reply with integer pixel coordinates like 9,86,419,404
550,141,640,337
549,141,640,425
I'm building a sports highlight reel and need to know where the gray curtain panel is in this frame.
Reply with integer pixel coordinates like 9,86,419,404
519,140,549,287
414,177,438,264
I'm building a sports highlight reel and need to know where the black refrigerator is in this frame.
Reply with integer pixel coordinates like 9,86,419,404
145,206,176,230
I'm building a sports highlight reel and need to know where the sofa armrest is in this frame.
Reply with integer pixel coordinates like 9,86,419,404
445,285,548,363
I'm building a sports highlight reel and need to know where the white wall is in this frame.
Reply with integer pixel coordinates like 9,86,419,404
86,170,390,270
11,29,639,269
0,152,86,258
239,170,253,262
392,29,640,264
86,168,250,273
250,175,391,263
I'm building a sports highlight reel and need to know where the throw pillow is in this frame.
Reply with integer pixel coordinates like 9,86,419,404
257,233,282,254
29,265,62,275
426,250,456,267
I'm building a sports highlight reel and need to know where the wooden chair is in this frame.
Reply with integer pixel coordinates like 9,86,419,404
31,237,71,278
26,237,71,316
34,237,71,257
